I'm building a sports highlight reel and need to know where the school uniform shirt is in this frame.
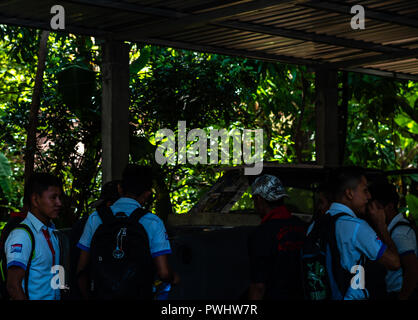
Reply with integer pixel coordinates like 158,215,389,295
77,197,171,258
327,202,387,300
386,213,418,293
5,212,61,300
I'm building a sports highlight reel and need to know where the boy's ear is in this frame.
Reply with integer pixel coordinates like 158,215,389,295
31,193,39,210
136,190,152,206
345,188,353,200
143,190,152,201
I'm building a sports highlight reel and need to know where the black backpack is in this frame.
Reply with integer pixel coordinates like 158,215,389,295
89,206,155,300
0,217,35,300
301,213,366,300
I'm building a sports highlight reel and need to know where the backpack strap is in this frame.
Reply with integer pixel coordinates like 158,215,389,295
389,221,415,237
53,229,70,295
13,224,35,300
97,205,148,225
97,205,117,225
128,207,149,224
331,212,351,222
328,212,365,299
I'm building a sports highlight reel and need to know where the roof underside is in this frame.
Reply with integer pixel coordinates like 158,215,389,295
1,0,418,80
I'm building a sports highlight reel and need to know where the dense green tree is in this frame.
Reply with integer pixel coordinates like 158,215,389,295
0,25,416,226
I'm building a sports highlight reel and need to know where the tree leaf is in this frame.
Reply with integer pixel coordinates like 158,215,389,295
0,152,13,198
394,112,418,134
130,47,151,75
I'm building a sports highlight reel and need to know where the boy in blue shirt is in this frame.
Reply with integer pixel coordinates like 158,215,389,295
5,173,63,300
326,167,400,300
76,164,179,299
370,181,418,300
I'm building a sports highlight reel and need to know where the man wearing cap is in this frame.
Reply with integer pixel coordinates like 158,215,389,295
247,174,306,300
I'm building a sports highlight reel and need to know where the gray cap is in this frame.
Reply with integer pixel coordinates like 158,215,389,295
251,174,288,202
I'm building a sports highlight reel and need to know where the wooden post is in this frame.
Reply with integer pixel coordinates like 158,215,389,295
101,40,130,183
315,68,340,166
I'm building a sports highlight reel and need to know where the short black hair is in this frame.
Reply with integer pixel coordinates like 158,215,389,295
100,180,121,203
24,172,63,208
120,164,153,197
369,181,399,208
329,166,366,200
315,181,334,203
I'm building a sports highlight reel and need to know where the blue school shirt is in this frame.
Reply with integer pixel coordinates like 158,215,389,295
386,213,418,293
327,202,386,300
77,197,171,257
5,212,61,300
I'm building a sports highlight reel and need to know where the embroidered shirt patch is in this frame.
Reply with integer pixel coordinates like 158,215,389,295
11,244,22,253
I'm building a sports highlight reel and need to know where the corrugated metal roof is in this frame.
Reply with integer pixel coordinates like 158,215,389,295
0,0,417,80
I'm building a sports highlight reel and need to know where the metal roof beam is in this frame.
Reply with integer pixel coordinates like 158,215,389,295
129,36,325,66
121,35,418,81
119,0,294,38
0,13,109,38
215,20,410,54
332,49,418,68
342,67,418,81
301,0,418,29
63,0,185,18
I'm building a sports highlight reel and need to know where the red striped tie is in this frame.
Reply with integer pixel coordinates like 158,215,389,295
41,229,56,266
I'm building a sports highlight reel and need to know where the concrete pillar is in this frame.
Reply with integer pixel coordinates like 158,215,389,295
315,68,340,166
101,40,130,183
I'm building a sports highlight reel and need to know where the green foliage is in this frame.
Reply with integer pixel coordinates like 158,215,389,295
405,194,418,224
0,152,12,196
346,74,418,171
128,47,317,214
0,25,417,222
56,64,97,122
0,26,103,225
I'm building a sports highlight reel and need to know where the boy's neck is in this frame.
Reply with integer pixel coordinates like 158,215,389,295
31,209,51,227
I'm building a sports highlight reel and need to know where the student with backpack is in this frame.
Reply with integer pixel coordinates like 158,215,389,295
369,181,418,300
1,173,64,300
67,180,121,300
76,164,179,300
306,182,334,236
302,167,400,300
247,174,306,300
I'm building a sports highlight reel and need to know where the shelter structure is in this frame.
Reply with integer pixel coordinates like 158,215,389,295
1,0,417,181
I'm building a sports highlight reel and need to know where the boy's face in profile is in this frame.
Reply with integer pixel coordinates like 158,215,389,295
350,176,371,217
32,186,63,220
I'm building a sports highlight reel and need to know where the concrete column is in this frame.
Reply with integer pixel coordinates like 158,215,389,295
101,40,130,183
315,68,339,166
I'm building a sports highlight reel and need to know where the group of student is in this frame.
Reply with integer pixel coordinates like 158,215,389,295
247,167,418,300
0,164,179,300
0,164,416,300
